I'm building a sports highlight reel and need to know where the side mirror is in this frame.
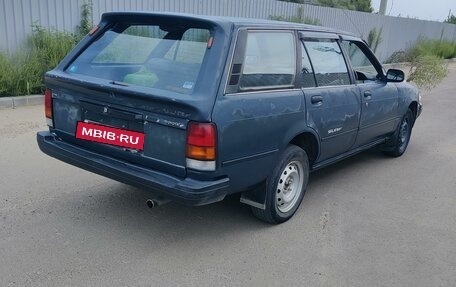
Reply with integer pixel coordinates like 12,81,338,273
385,69,405,82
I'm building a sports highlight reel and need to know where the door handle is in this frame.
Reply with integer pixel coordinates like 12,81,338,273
364,91,372,98
311,95,323,104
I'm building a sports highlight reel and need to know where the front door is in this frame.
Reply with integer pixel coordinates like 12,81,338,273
340,39,399,147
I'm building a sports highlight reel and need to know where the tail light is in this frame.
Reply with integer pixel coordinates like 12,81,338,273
186,122,216,171
88,25,100,36
44,88,53,127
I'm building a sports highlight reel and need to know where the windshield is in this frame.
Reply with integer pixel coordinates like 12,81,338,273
66,24,211,94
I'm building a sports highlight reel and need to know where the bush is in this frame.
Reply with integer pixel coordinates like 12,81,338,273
367,27,382,53
385,39,453,91
0,1,92,97
27,25,76,90
0,53,12,95
407,40,453,91
408,54,448,91
0,26,76,97
386,39,456,64
384,50,411,64
410,39,456,60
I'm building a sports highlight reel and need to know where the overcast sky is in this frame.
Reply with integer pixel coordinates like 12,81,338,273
371,0,456,22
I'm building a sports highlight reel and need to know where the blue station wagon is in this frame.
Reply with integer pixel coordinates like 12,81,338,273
37,12,422,223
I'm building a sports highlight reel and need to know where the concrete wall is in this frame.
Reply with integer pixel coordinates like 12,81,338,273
1,0,455,62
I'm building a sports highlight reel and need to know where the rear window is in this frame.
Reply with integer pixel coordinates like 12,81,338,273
67,24,211,94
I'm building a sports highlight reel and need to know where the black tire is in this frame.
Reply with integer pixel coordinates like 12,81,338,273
383,109,414,157
251,145,309,224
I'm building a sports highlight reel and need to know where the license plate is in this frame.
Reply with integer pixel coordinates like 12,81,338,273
75,121,145,150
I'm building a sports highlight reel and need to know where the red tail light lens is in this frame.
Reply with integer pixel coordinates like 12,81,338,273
44,89,54,127
207,36,214,49
88,25,99,36
44,89,52,119
186,122,216,161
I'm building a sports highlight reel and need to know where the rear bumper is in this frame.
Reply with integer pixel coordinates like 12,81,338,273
37,131,229,206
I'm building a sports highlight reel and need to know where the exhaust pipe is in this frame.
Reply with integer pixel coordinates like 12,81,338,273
146,199,156,208
146,198,170,208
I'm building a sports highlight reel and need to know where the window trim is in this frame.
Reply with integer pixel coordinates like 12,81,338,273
299,39,318,88
339,37,385,82
299,31,339,40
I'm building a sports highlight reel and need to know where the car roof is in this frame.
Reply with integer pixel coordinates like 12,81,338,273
101,11,357,38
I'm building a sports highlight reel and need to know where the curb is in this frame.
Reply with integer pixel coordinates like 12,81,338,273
0,95,44,109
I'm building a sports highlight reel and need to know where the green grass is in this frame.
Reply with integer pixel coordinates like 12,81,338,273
0,26,76,97
410,39,456,60
386,39,456,63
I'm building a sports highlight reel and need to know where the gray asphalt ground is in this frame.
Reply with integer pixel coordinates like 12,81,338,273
1,66,455,287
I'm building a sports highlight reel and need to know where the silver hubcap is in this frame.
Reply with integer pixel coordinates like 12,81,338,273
276,161,304,213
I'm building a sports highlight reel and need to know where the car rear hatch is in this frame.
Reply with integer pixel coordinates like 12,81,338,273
45,13,232,178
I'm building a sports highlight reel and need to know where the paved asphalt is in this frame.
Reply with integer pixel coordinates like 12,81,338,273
1,66,455,287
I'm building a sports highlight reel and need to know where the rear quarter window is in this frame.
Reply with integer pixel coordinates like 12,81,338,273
239,31,296,90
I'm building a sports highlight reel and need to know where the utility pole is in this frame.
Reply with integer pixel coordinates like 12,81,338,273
379,0,388,15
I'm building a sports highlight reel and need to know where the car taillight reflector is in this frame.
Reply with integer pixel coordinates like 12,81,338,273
45,89,53,120
186,122,216,171
187,122,216,148
186,146,216,161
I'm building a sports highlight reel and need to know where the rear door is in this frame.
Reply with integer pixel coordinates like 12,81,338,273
212,29,304,189
340,38,399,147
299,33,361,161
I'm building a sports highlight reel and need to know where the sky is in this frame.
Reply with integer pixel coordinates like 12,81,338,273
371,0,456,22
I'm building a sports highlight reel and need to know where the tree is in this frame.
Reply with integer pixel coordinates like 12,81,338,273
75,0,93,41
444,11,456,24
367,27,383,53
314,0,373,12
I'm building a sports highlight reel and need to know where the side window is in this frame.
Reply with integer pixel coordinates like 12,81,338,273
239,32,296,90
340,41,381,83
303,39,350,87
300,42,316,88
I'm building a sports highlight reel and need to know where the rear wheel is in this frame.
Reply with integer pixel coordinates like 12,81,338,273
383,109,413,157
251,145,309,224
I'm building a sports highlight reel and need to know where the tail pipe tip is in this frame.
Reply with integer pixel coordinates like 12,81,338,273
146,198,170,208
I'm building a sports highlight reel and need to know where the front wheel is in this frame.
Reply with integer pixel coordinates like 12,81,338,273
383,109,413,157
251,145,309,224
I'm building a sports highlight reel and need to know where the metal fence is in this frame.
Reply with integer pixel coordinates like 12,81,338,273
1,0,456,62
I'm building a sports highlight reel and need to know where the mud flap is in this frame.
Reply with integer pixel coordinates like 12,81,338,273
240,182,267,210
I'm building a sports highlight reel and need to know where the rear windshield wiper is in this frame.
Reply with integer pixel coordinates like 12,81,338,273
111,81,129,87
